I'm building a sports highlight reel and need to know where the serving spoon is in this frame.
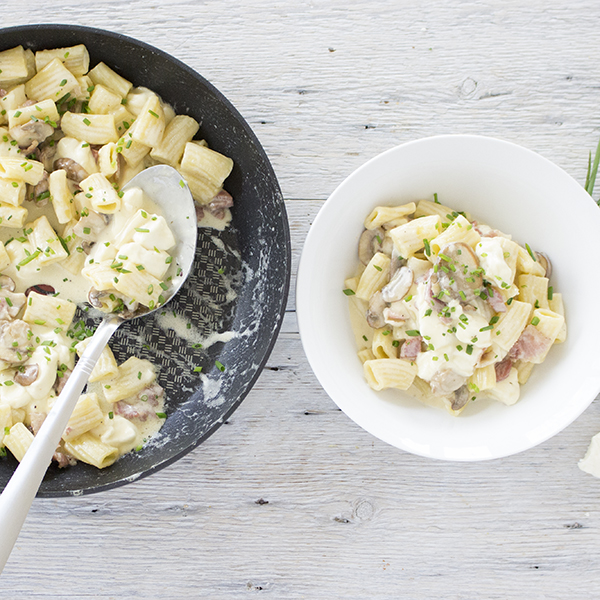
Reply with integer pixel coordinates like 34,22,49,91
0,165,197,573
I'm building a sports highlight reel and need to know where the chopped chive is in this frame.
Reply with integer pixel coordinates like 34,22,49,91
215,360,225,371
373,265,383,272
406,330,420,337
423,239,431,256
466,344,473,355
193,366,203,373
525,243,536,261
156,412,167,419
548,286,553,301
148,109,159,118
531,316,540,326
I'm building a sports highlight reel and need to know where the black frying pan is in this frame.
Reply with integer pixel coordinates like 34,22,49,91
0,24,290,497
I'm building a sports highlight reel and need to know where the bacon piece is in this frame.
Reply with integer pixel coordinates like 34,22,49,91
487,288,507,313
508,325,552,362
114,401,153,421
114,383,165,421
207,190,234,219
494,357,513,382
53,451,76,468
400,336,422,360
55,368,71,395
29,411,46,435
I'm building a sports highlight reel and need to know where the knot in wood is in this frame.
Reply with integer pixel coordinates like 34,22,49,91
353,499,374,521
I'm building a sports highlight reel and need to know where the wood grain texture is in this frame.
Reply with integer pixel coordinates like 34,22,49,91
3,1,600,598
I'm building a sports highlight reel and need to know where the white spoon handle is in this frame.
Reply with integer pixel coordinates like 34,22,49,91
0,317,121,573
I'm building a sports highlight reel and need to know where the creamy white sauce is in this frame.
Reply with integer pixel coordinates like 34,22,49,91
476,237,512,288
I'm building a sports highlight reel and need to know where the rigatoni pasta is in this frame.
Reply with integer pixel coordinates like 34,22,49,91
0,41,236,471
346,195,565,415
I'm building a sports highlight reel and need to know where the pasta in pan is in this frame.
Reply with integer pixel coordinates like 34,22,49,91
0,43,235,468
346,197,566,415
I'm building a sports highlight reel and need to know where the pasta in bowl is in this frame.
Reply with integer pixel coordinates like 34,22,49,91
297,135,600,461
345,200,565,415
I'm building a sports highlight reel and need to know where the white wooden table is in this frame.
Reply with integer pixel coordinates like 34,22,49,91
3,1,600,598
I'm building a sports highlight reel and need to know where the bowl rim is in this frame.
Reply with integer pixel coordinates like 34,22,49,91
297,133,600,461
0,23,291,495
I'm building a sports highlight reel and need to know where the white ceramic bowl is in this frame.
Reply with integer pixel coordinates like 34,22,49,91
297,134,600,461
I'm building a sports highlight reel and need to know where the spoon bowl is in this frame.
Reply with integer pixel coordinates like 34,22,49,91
0,165,197,573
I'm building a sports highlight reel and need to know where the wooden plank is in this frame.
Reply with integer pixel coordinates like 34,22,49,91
2,1,600,598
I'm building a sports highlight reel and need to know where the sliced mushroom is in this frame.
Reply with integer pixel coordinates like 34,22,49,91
81,241,95,254
88,287,139,317
30,170,50,205
14,364,39,386
9,121,54,152
429,369,466,397
390,247,406,274
381,266,413,303
53,157,89,183
366,291,387,329
0,319,32,364
383,301,410,325
380,234,394,257
535,252,552,279
0,276,15,292
37,142,57,172
25,284,55,296
450,385,470,411
437,242,483,304
0,290,26,320
73,210,109,241
358,228,384,265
